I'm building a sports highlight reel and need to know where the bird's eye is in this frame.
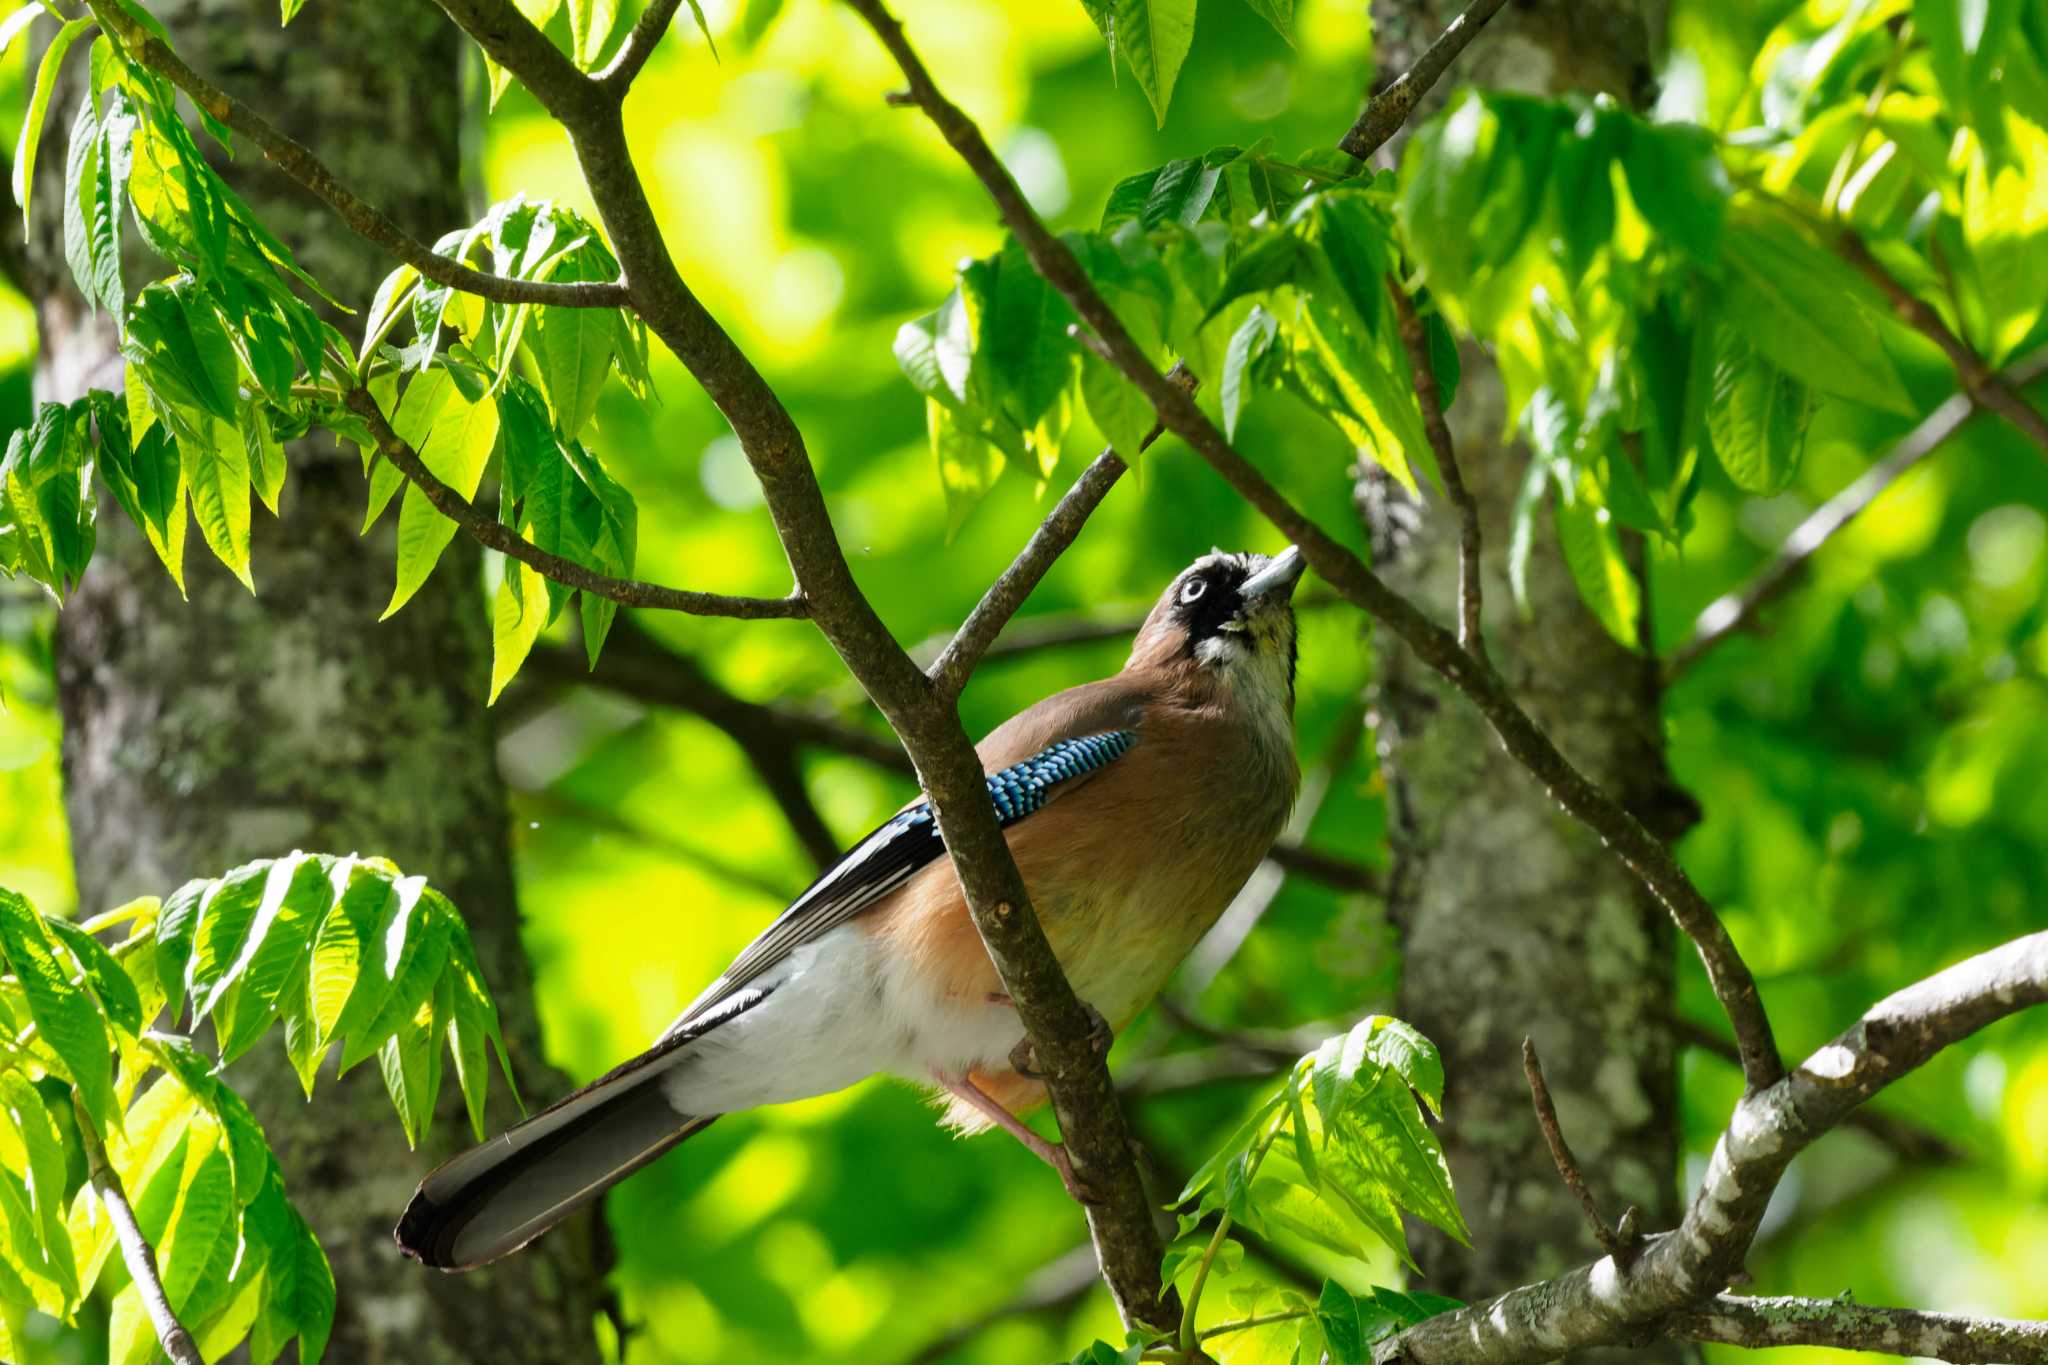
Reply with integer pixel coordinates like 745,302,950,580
1180,578,1208,605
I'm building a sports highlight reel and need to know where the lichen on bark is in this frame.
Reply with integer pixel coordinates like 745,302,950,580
25,2,606,1358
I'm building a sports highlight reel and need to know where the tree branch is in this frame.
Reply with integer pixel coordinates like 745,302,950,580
427,0,1176,1329
1669,1014,1966,1166
83,0,629,310
930,365,1193,701
846,0,1783,1097
1388,279,1483,658
73,1091,203,1365
1828,227,2048,458
596,0,683,92
343,387,807,618
1337,0,1513,160
1374,932,2048,1365
1673,1295,2048,1362
1522,1039,1629,1259
1665,347,2048,680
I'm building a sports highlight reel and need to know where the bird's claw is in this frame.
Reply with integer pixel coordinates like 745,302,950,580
1007,999,1114,1081
1049,1143,1106,1206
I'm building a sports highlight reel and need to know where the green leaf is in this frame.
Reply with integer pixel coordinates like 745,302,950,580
182,860,272,1024
1719,213,1914,415
153,878,210,1014
307,862,408,1052
928,400,1006,536
44,916,144,1037
211,855,334,1064
1080,351,1154,460
1102,155,1224,231
0,1074,80,1308
0,402,98,597
1239,0,1292,44
1555,470,1640,649
1362,1016,1445,1117
383,378,501,619
13,17,91,230
982,244,1079,462
1618,121,1727,265
531,293,618,441
1112,0,1196,126
262,1200,333,1364
281,0,310,21
1706,327,1811,495
339,902,450,1075
1221,304,1277,439
0,889,118,1130
568,0,619,66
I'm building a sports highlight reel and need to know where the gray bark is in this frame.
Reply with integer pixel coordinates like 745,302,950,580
1360,4,1691,1355
25,3,606,1359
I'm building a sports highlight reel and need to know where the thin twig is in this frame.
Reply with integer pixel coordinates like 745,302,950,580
73,1091,204,1365
1388,279,1483,657
1673,1294,2048,1363
597,0,683,91
1521,1039,1625,1258
1337,0,1513,160
848,0,1784,1097
344,387,808,619
85,1,628,310
1829,226,2048,457
930,363,1195,701
1667,348,2048,679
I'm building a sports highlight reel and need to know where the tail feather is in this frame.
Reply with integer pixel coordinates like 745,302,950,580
396,1048,709,1271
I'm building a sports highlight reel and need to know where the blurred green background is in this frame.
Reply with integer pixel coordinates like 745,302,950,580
3,1,2045,1361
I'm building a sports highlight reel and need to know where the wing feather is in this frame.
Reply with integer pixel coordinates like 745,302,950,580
667,730,1136,1030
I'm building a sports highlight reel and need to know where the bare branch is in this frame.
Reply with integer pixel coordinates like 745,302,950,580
430,0,1176,1328
73,1091,204,1365
1669,1015,1965,1166
1337,0,1513,161
597,0,683,92
1829,226,2048,457
84,1,629,310
1522,1039,1628,1259
1376,932,2048,1365
1666,347,2048,680
931,364,1195,701
344,388,808,619
1388,279,1483,658
1673,1295,2048,1362
846,0,1782,1096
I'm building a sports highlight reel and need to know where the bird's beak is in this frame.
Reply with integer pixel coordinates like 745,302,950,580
1239,546,1305,603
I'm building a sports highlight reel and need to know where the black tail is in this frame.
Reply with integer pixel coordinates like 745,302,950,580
396,1047,712,1271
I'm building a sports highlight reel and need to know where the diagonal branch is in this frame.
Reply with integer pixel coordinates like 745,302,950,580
1828,226,2048,458
930,364,1194,701
1375,931,2048,1365
427,0,1176,1330
597,0,684,92
1338,0,1513,160
1387,279,1483,657
846,0,1783,1097
85,0,629,310
343,387,808,619
1673,1295,2048,1362
1522,1039,1629,1259
74,1091,203,1365
1668,347,2048,679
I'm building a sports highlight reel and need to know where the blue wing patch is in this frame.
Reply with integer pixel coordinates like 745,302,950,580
668,730,1136,1029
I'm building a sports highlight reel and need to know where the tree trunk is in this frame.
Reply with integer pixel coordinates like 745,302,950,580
1360,5,1693,1356
26,3,606,1359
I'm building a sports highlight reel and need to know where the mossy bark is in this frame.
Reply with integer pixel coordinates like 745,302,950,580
1360,5,1694,1359
26,2,606,1358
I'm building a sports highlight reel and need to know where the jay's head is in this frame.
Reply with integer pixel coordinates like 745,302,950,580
1129,546,1306,708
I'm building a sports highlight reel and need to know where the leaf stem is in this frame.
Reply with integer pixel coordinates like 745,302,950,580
72,1089,204,1365
1178,1124,1280,1353
1199,1307,1313,1341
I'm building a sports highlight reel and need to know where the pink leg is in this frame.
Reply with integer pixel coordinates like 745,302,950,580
932,1071,1101,1204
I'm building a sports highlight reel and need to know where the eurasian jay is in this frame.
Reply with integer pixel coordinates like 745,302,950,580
397,545,1307,1270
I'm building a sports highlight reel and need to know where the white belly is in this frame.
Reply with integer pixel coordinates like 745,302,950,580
657,923,1027,1116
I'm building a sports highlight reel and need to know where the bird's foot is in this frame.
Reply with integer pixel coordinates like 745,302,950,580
931,1069,1104,1206
1005,998,1114,1080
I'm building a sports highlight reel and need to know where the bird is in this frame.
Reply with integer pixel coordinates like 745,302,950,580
396,545,1307,1271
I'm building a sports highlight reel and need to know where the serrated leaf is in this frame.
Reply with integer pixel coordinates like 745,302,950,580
211,855,333,1064
1344,1069,1468,1243
1554,470,1640,648
383,376,500,619
0,890,117,1130
153,878,209,1015
338,904,450,1075
183,861,273,1024
490,559,552,705
1221,304,1277,439
0,1074,79,1308
179,416,255,590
